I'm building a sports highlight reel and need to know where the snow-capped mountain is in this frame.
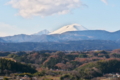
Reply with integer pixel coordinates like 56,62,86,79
33,29,50,35
50,24,88,34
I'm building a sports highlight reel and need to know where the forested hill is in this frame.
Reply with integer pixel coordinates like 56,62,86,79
0,58,37,74
1,50,120,79
0,40,120,51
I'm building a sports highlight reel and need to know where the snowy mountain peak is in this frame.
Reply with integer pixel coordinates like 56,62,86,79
50,24,88,34
33,29,50,35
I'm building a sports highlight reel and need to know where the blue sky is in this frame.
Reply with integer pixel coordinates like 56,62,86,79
0,0,120,36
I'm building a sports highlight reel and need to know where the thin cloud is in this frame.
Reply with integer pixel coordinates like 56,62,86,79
101,0,108,5
7,0,83,18
0,22,25,36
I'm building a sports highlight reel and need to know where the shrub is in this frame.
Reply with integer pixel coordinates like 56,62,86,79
3,77,9,80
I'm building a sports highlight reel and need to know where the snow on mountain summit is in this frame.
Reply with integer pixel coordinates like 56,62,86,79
50,24,88,34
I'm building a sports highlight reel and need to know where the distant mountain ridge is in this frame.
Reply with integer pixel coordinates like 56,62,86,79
0,40,120,51
1,30,120,42
1,24,120,51
33,29,50,35
0,38,6,42
0,24,120,43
